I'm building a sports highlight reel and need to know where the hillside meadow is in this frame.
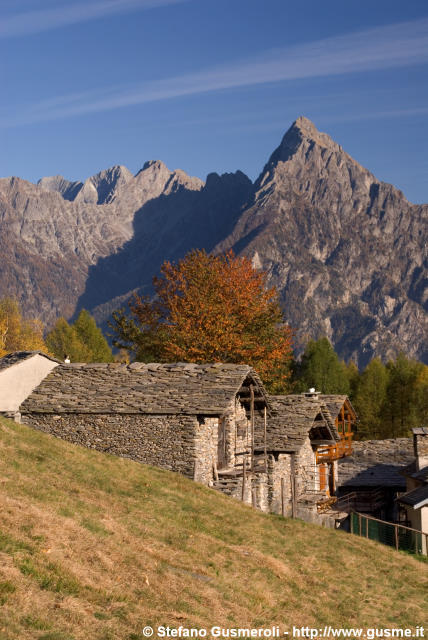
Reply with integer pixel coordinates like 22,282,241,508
0,416,426,640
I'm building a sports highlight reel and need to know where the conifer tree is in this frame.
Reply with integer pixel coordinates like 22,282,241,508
46,311,113,363
45,317,88,362
382,353,425,437
293,337,350,394
353,358,389,439
73,310,113,362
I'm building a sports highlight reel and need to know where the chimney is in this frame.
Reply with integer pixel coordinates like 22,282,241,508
304,388,319,400
412,428,428,471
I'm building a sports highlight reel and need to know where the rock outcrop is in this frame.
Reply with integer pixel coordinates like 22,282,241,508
215,117,427,366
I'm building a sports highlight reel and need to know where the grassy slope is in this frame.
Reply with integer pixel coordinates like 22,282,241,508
0,417,426,640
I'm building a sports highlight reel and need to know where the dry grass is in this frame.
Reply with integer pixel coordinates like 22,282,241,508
0,416,426,640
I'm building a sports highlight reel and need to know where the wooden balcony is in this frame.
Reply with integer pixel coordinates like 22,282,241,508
316,433,353,463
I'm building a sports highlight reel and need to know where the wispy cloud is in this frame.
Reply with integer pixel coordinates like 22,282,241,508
3,17,428,127
1,0,187,38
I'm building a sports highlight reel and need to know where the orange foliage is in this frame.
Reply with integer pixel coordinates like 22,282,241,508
116,250,293,392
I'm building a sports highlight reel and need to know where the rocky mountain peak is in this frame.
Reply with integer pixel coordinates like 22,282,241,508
74,165,133,205
141,160,166,172
37,174,84,201
267,116,342,169
1,118,426,367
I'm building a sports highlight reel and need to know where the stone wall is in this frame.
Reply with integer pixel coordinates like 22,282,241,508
194,416,218,485
220,471,269,513
227,399,251,467
23,412,201,478
296,437,317,495
268,454,292,516
414,433,428,470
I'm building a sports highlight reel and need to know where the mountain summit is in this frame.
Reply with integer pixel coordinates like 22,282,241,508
0,118,426,366
215,117,427,365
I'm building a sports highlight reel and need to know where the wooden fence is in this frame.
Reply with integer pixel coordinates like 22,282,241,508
350,511,427,556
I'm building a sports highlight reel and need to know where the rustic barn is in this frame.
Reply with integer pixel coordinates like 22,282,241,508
253,392,353,525
20,362,270,505
0,351,60,421
398,428,428,548
337,438,414,519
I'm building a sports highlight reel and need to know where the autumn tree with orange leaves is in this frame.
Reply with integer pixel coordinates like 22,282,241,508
110,250,293,392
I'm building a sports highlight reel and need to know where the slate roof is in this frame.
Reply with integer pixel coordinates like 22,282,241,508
20,362,269,416
319,395,357,420
413,427,428,435
254,394,339,453
0,351,60,373
411,466,428,483
338,438,414,488
397,485,428,509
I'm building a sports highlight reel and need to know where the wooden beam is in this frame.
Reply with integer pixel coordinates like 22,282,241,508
250,384,255,471
290,454,296,519
264,406,267,470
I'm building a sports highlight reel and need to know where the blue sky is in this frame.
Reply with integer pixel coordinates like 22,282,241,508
1,0,428,202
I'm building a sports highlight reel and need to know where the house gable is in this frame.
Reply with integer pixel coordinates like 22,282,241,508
0,351,60,414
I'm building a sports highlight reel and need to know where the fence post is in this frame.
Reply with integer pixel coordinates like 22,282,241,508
350,512,354,534
394,525,399,551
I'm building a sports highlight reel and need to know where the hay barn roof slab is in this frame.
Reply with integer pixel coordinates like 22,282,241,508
254,394,339,452
20,362,269,416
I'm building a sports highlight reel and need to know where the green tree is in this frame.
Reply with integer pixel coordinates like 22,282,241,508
382,353,425,437
46,311,113,363
110,249,293,393
293,337,350,394
353,358,389,440
45,317,88,362
73,310,113,362
345,360,360,400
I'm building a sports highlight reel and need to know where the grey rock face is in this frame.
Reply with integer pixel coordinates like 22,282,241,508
214,117,427,367
38,175,83,201
1,117,426,367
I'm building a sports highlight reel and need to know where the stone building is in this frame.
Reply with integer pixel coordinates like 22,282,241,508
15,357,357,524
398,428,428,548
20,361,271,507
253,392,356,524
337,438,414,520
0,351,60,421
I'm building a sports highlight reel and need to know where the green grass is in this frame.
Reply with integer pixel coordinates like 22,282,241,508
0,416,426,640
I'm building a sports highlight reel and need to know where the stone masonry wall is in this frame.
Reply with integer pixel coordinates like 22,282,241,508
228,399,251,467
268,454,292,516
414,433,428,470
296,437,317,495
194,416,218,485
221,472,269,513
23,413,200,478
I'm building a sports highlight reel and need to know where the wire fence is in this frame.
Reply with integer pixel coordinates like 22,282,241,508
350,511,427,556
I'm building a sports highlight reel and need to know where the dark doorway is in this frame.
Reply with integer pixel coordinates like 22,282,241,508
217,418,227,469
